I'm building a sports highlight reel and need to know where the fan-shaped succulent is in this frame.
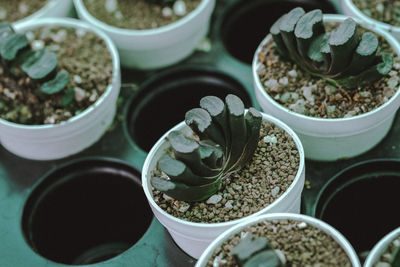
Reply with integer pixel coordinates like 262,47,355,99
270,7,393,89
232,234,286,267
0,22,69,95
151,94,262,202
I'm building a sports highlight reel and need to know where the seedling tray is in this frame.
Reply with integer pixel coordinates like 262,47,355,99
1,0,400,266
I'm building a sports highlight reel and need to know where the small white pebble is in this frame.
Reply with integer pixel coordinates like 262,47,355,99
326,105,336,115
289,99,307,114
359,91,371,98
278,77,289,85
31,40,45,50
394,63,400,69
297,222,307,229
163,193,173,201
344,110,357,118
387,76,399,89
389,70,398,77
0,8,6,20
52,29,67,42
4,89,16,99
74,87,86,102
44,116,56,124
225,200,233,209
264,78,279,91
173,0,187,16
178,202,190,212
274,250,286,265
206,194,222,204
234,185,242,191
376,3,384,13
291,92,299,100
256,62,266,75
288,69,297,77
105,0,118,12
89,90,98,102
18,3,28,14
114,11,123,20
213,253,227,267
73,75,83,84
195,38,212,52
264,135,278,144
25,31,35,41
271,186,280,197
393,239,400,247
75,28,87,37
162,7,173,18
301,85,315,104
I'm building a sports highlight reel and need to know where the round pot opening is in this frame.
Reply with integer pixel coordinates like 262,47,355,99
21,158,153,265
313,160,400,258
220,0,337,64
124,66,252,152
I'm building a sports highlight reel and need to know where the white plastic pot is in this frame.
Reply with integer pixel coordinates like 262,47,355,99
364,227,400,267
195,213,361,267
12,0,74,26
73,0,215,69
253,14,400,161
0,18,121,160
342,0,400,41
142,112,305,259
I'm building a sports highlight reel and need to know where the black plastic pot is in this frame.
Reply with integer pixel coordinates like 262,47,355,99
123,65,252,153
220,0,337,64
313,159,400,257
21,158,153,265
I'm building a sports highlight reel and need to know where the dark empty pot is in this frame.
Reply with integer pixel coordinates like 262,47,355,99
313,159,400,258
220,0,337,64
21,158,153,265
123,65,252,152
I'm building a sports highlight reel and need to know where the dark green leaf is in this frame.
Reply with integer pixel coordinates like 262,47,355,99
270,16,289,57
390,246,400,267
279,7,305,63
295,9,324,58
0,33,29,61
243,251,284,267
40,71,70,95
232,234,271,263
23,49,58,80
0,22,14,51
61,87,75,107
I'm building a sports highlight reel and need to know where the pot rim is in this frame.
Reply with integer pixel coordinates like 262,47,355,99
0,17,120,130
73,0,212,36
364,226,400,266
252,13,400,123
342,0,400,31
195,213,361,267
142,111,305,228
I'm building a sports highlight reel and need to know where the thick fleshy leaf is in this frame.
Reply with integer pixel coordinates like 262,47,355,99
40,71,70,95
23,49,58,80
0,22,13,51
295,9,324,58
279,7,305,63
232,235,271,263
243,251,284,267
0,33,29,61
390,246,400,267
61,87,75,107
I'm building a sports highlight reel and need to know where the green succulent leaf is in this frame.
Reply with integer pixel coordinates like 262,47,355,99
0,33,29,61
270,16,289,57
295,9,324,59
151,176,221,202
23,49,58,80
243,251,285,267
390,246,400,267
61,87,75,107
0,22,14,51
40,71,70,95
232,234,271,263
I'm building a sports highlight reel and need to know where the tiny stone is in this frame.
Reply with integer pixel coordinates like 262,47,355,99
73,75,83,84
0,8,6,20
280,92,291,103
3,88,16,99
173,0,187,16
359,91,371,98
271,186,280,197
163,194,173,201
52,29,67,42
264,79,279,91
324,85,337,95
206,194,222,204
387,76,399,89
326,105,336,115
195,38,212,52
256,62,266,75
264,135,278,144
288,69,297,77
289,99,307,114
178,203,190,213
279,77,289,85
291,92,299,100
114,11,123,20
301,85,315,104
375,262,391,267
31,40,45,50
297,222,307,229
394,239,400,247
234,185,242,191
75,28,87,37
89,91,98,102
225,200,233,209
25,31,35,41
389,70,398,76
162,7,173,18
105,0,118,12
74,87,86,102
376,3,384,13
18,3,28,14
394,63,400,69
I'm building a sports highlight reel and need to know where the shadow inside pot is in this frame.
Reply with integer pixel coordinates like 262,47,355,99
21,158,153,265
123,65,252,153
220,0,337,64
313,159,400,259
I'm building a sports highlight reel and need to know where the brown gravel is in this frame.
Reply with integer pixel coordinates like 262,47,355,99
82,0,201,30
207,219,352,267
353,0,400,27
151,121,300,223
376,234,400,266
0,0,47,22
0,26,113,125
256,24,399,119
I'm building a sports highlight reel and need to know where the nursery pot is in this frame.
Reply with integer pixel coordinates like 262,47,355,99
313,159,400,256
342,0,400,41
253,14,400,161
142,112,305,259
11,0,73,26
123,66,251,153
0,18,121,160
73,0,215,69
21,158,153,265
195,213,361,266
364,227,400,267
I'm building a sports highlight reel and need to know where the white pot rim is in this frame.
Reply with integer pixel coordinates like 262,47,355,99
11,0,66,26
142,111,305,229
73,0,211,36
195,213,361,267
252,13,400,124
342,0,400,32
0,17,120,130
364,226,400,266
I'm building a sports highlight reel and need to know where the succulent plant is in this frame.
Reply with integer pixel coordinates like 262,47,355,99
0,22,69,96
270,7,393,89
151,94,262,202
231,234,286,267
391,246,400,267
